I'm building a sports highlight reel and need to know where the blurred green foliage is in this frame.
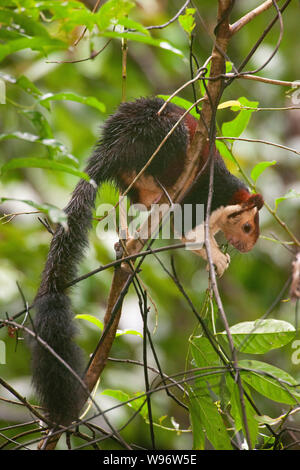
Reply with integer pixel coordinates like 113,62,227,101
0,0,300,450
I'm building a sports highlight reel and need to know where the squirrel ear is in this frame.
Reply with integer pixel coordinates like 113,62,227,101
245,194,264,211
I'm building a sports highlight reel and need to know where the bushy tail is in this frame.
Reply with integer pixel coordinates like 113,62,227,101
32,159,102,426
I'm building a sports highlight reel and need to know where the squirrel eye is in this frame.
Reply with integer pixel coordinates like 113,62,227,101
242,222,252,234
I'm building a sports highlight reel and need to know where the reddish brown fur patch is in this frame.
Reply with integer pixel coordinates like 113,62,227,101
119,172,162,209
230,189,264,210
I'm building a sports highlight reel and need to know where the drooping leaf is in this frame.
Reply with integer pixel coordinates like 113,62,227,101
116,328,143,338
75,314,104,330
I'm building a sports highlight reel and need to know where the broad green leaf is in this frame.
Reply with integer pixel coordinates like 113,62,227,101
190,336,221,368
1,157,89,181
178,8,196,37
157,95,200,118
75,314,103,330
275,189,300,211
189,391,205,449
189,386,233,450
220,319,295,354
99,31,184,57
226,377,258,448
190,336,222,395
250,160,276,183
239,360,300,405
222,97,259,138
39,92,106,113
0,197,67,226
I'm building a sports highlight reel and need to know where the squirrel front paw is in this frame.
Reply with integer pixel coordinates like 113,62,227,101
207,251,230,277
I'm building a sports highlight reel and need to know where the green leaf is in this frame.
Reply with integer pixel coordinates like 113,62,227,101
75,314,103,330
117,18,150,36
96,0,135,31
226,377,258,448
0,8,50,38
239,360,300,405
275,189,300,211
225,61,233,73
99,31,184,57
0,132,78,166
254,414,281,425
215,140,236,164
200,61,211,97
189,386,233,450
39,92,106,113
190,336,220,368
178,8,196,37
102,389,148,419
250,160,276,183
0,36,65,62
222,97,259,138
220,319,295,354
218,100,241,110
189,392,206,449
190,336,222,397
157,95,200,118
0,197,67,226
21,111,53,140
1,157,90,181
116,328,143,338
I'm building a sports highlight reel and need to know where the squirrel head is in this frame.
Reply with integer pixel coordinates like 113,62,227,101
221,192,264,252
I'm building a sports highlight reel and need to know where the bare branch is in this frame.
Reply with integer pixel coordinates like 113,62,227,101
230,0,275,35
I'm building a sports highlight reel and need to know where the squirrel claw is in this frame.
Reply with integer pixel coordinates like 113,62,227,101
206,252,230,277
